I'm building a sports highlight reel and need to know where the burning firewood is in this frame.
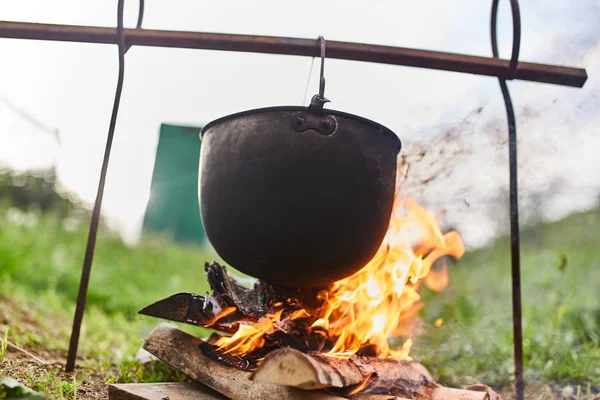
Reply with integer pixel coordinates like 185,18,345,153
139,262,324,335
137,192,504,400
140,261,504,400
143,323,345,400
250,347,432,390
249,348,365,389
140,197,468,366
248,347,497,399
143,323,501,400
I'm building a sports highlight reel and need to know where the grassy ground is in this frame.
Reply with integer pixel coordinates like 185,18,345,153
1,205,599,399
415,208,600,396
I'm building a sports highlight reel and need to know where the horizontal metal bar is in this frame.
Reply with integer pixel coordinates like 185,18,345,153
0,21,588,88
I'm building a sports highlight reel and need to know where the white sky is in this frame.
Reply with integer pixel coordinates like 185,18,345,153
0,0,598,248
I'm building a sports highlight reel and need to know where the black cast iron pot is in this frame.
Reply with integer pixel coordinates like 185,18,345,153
199,97,401,289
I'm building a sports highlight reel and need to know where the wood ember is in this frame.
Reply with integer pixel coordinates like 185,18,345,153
198,340,254,372
204,261,269,317
149,261,335,368
197,262,387,362
197,263,407,343
205,261,324,316
139,261,325,336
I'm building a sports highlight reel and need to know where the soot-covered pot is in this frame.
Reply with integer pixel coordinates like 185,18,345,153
198,96,401,288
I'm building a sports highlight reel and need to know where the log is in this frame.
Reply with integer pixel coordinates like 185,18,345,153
249,348,365,389
464,385,503,400
108,382,226,400
142,323,345,400
351,388,492,400
423,386,489,400
250,347,432,390
351,384,501,400
375,381,503,400
351,395,411,400
250,347,501,400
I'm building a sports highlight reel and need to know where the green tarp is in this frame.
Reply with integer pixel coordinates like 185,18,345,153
142,123,207,244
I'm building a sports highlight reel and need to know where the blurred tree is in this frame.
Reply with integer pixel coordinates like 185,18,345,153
0,167,87,219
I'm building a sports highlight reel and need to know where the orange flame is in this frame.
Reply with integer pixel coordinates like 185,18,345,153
215,309,284,355
213,197,465,360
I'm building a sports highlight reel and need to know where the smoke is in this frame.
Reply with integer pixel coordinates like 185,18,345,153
397,0,600,249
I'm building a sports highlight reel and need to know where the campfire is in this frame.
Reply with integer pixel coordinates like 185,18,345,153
134,197,503,400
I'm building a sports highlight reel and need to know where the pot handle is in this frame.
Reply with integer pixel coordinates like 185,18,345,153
290,36,337,135
290,109,337,135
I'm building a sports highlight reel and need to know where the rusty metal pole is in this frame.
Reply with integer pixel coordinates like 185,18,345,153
490,1,525,399
0,20,587,88
65,0,143,372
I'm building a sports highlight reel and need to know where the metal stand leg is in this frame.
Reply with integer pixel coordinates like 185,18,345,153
65,0,137,372
490,1,524,398
502,79,525,400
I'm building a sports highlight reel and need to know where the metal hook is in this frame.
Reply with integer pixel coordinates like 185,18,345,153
308,35,330,111
318,35,326,99
125,0,145,54
491,0,521,79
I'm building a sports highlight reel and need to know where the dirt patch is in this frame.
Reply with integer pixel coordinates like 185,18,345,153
1,295,38,332
1,358,110,400
1,294,66,364
1,295,111,399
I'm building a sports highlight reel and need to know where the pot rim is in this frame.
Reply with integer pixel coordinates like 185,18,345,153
200,105,400,145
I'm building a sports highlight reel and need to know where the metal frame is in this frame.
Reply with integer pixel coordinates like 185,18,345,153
490,1,525,397
0,21,586,87
0,2,588,399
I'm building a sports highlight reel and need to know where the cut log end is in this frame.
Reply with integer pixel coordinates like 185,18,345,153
250,348,361,389
250,346,435,397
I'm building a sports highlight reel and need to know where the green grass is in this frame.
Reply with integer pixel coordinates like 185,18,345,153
0,207,215,398
413,208,600,393
0,207,217,317
1,328,7,362
0,204,599,398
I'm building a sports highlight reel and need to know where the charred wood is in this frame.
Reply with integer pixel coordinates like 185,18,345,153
143,323,345,400
140,264,503,400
